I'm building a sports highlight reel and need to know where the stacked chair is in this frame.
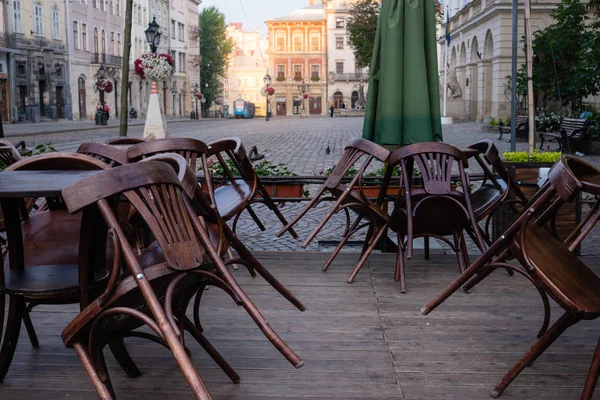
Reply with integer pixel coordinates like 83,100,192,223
422,156,600,399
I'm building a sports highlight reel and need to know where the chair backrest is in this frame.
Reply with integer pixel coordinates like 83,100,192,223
0,140,21,166
468,139,513,185
77,142,129,167
127,138,209,171
63,162,207,271
104,137,147,145
389,142,468,196
207,137,255,182
325,138,389,189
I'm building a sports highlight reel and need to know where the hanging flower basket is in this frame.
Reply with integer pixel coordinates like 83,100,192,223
195,92,203,100
94,78,113,93
303,93,309,99
134,53,174,81
266,87,275,96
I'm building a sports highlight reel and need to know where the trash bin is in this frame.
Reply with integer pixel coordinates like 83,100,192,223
95,111,107,125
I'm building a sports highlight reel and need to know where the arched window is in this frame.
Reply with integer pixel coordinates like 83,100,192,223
101,29,106,54
110,32,115,55
94,28,99,53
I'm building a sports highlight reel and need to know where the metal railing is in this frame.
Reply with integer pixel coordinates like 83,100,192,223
11,36,65,51
91,53,123,67
0,33,17,49
333,72,369,82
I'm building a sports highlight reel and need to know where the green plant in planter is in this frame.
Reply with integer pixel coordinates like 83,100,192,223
310,76,320,82
276,75,286,82
503,149,562,163
488,118,498,126
205,157,297,177
0,142,56,171
293,75,303,82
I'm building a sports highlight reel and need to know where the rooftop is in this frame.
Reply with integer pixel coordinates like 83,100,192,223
268,4,325,22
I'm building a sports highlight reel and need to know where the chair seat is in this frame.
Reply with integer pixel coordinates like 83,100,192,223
471,179,507,218
213,179,253,219
3,264,109,297
524,222,600,315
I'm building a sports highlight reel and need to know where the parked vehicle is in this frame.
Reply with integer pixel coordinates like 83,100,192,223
234,99,255,119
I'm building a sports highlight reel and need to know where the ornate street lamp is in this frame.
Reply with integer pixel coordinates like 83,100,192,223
145,17,162,53
263,73,272,121
297,80,310,116
193,83,200,120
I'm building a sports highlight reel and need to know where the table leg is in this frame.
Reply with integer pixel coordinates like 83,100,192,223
77,205,107,310
1,199,24,272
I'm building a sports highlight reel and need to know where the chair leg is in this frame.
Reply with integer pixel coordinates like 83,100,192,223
347,223,387,283
108,337,142,378
276,186,326,237
74,342,115,399
322,229,353,272
394,232,407,293
245,204,266,231
491,312,579,398
21,307,39,348
0,296,23,382
96,346,117,399
260,189,299,239
183,317,240,384
581,338,600,400
424,237,430,260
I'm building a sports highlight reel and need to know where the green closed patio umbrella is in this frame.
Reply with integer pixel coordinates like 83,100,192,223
363,0,443,147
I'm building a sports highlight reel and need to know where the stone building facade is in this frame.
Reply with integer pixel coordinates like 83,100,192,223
9,0,71,122
265,3,327,116
222,23,268,117
441,0,561,121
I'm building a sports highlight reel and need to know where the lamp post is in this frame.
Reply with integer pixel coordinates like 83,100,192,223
193,83,200,119
297,79,310,117
97,63,106,106
145,17,161,53
263,73,272,121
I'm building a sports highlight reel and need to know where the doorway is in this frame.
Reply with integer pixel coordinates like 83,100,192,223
78,77,86,119
39,80,46,117
333,91,343,109
0,79,9,121
309,96,321,115
276,97,286,116
56,86,64,118
351,91,359,108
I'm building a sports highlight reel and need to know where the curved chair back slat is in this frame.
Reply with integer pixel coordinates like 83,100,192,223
77,142,129,167
104,137,147,145
127,138,210,171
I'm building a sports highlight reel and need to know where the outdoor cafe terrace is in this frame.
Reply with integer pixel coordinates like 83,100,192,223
2,251,599,399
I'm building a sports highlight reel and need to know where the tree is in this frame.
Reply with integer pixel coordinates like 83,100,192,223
198,7,234,111
516,0,597,112
346,0,381,69
119,0,133,136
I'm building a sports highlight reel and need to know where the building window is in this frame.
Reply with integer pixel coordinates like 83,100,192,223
277,64,285,78
336,36,344,50
178,53,185,73
34,4,43,36
52,8,60,39
336,62,344,74
100,0,105,12
73,21,80,49
336,17,344,28
143,8,146,25
171,20,176,39
171,50,177,71
224,91,229,99
137,5,142,24
293,65,302,79
224,76,228,84
355,66,363,77
101,29,106,54
293,36,302,52
93,0,98,9
311,65,319,78
82,23,88,50
310,36,319,52
255,78,260,87
94,28,99,53
110,32,115,55
116,0,120,16
117,33,121,55
178,23,184,41
276,37,284,51
13,1,22,33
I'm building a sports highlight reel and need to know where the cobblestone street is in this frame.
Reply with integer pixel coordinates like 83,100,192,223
7,116,599,257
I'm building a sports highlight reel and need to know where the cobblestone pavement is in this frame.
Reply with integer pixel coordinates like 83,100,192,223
8,116,600,256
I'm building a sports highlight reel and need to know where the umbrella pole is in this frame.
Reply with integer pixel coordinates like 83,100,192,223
524,0,536,154
510,0,518,152
443,5,449,118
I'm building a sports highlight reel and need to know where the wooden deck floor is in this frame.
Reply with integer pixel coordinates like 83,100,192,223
1,251,599,399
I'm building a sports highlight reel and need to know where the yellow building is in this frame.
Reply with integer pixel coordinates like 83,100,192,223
265,2,327,116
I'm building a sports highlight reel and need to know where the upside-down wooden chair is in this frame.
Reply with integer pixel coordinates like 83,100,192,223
0,143,23,247
60,162,303,399
0,153,127,382
77,142,129,167
421,156,600,399
104,137,147,145
277,138,391,277
207,137,298,238
387,142,487,293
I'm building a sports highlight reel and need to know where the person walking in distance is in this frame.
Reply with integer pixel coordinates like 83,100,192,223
329,101,334,118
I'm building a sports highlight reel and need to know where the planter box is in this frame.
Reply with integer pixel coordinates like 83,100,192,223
493,161,581,253
357,185,402,198
201,181,304,198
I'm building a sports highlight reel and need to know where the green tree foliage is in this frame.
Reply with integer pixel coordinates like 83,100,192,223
346,0,381,69
198,7,234,111
515,0,598,112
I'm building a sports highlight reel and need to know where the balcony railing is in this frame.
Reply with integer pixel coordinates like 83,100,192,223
0,33,17,49
333,72,370,82
91,53,123,67
10,36,65,51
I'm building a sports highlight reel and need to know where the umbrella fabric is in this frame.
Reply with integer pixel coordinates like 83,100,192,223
363,0,443,146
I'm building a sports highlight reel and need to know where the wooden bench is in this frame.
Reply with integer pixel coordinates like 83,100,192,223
498,116,528,141
538,117,588,151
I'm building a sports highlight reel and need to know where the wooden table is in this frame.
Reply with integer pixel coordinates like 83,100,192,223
0,170,101,307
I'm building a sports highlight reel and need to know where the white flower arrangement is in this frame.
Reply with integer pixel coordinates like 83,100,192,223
134,53,174,82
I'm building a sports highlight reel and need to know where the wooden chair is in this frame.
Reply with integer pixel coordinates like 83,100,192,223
422,156,600,399
388,142,486,293
208,137,298,238
60,162,303,399
0,141,21,167
0,153,118,382
467,140,528,242
104,137,147,145
77,142,129,167
277,138,390,278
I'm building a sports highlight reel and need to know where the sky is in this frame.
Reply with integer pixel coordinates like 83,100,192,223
199,0,309,34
